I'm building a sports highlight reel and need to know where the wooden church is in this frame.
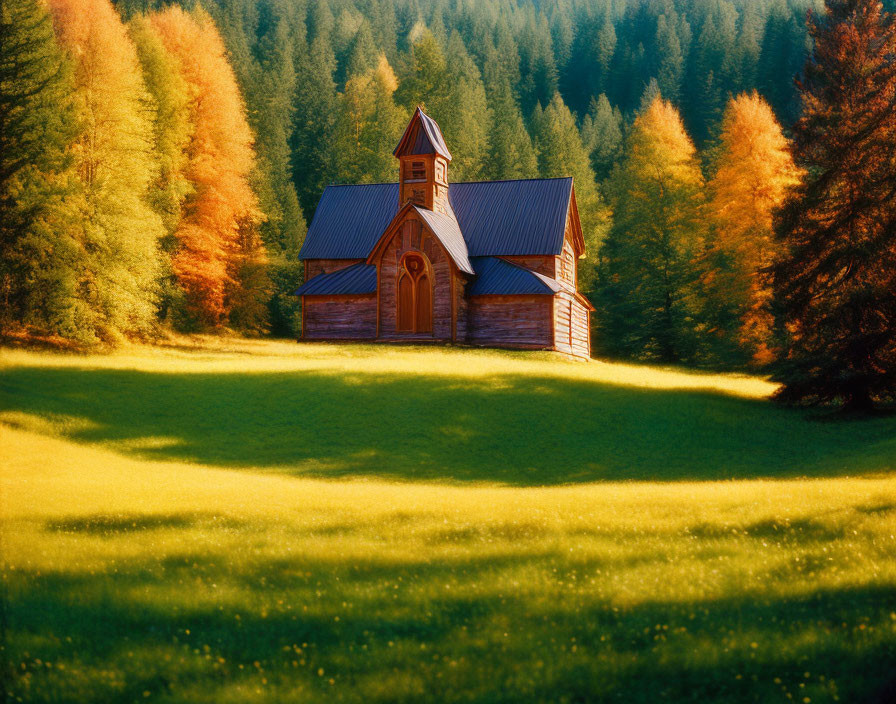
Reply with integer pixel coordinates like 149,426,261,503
296,107,593,359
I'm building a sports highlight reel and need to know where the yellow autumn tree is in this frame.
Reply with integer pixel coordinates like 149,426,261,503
149,6,265,330
596,96,706,362
48,0,163,341
706,92,802,364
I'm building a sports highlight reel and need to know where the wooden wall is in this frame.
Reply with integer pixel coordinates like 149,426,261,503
553,292,591,359
502,255,556,278
303,295,376,339
466,295,554,349
376,215,453,340
454,272,468,342
305,259,364,280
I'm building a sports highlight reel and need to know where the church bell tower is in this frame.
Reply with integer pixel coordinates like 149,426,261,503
393,106,452,215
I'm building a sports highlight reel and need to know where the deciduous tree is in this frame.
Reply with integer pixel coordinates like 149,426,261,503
49,0,164,341
150,6,265,330
703,92,801,365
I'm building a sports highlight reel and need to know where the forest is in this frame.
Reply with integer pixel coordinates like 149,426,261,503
2,0,895,406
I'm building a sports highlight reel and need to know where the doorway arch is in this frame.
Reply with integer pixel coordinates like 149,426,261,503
397,252,433,334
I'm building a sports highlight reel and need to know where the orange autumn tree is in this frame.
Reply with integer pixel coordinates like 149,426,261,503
149,6,265,330
704,92,802,365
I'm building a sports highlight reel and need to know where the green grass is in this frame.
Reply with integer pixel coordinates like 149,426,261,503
2,339,895,703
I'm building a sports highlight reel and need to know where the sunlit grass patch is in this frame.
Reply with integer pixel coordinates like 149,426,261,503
1,341,895,703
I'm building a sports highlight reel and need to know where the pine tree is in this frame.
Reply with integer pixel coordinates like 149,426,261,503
395,29,448,111
0,0,85,337
517,9,558,116
532,93,609,290
150,6,265,330
292,33,338,219
773,0,896,410
580,94,623,181
441,32,489,181
703,92,801,365
655,13,684,103
49,0,164,341
596,96,706,361
334,54,406,184
482,63,538,181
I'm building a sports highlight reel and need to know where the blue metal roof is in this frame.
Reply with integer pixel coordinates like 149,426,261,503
414,206,473,274
299,183,399,259
299,178,573,261
468,257,562,296
450,178,572,256
295,263,377,296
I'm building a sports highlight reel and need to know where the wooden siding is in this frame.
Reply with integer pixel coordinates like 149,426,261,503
553,292,590,359
501,215,576,287
455,272,469,342
376,214,453,340
305,259,364,280
501,255,555,278
303,294,377,339
467,296,553,348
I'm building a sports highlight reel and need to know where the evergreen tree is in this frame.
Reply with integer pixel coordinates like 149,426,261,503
532,93,609,289
597,97,706,361
482,64,538,181
441,32,489,181
49,0,164,341
0,0,85,337
395,28,448,110
703,92,801,365
580,94,623,182
292,33,338,218
655,13,684,103
517,9,558,116
334,55,405,184
773,0,896,409
397,29,489,181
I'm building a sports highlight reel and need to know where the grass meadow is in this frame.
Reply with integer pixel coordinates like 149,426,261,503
2,339,895,703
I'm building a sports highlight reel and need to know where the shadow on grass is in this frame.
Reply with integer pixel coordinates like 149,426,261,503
45,513,245,535
5,551,896,704
2,366,896,483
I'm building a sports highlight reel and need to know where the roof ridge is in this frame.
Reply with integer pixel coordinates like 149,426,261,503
451,176,573,185
322,177,573,189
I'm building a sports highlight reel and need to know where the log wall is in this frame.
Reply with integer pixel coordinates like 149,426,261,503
376,214,453,340
467,295,554,348
302,295,377,339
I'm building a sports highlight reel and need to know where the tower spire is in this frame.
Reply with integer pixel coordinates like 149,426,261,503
393,107,451,214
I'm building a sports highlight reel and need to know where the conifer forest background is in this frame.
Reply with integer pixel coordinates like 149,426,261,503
3,0,896,405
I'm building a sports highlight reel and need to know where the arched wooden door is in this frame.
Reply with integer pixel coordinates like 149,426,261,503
397,253,433,334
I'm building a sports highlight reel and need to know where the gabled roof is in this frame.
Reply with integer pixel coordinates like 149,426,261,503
299,183,399,260
468,257,562,296
294,262,376,296
449,178,574,257
365,202,474,275
414,206,473,274
393,106,452,160
299,178,577,261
